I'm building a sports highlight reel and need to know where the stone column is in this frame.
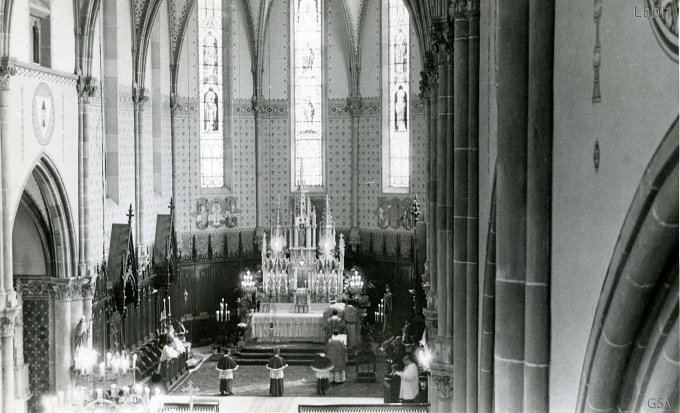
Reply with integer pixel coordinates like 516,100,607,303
169,90,180,203
51,282,77,395
421,51,438,311
524,0,554,410
77,76,97,277
494,0,529,410
1,308,18,411
466,3,480,413
479,181,496,413
347,95,362,251
132,87,149,256
0,57,17,304
452,3,469,411
252,97,266,249
432,19,451,340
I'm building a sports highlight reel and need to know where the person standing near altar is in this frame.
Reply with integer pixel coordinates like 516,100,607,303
310,352,333,394
391,354,420,402
325,309,346,341
216,348,239,396
266,348,288,396
326,330,348,384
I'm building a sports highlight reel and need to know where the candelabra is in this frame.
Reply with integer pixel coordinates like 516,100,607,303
374,298,386,323
347,269,364,295
241,270,257,293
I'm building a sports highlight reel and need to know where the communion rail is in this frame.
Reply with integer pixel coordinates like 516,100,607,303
298,403,429,413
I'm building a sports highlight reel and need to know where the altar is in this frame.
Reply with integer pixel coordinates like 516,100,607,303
251,312,325,342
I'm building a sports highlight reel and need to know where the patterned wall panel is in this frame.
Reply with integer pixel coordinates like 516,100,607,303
23,300,50,411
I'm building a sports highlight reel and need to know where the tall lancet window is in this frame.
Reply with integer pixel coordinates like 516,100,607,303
382,0,410,192
198,0,224,188
292,0,323,188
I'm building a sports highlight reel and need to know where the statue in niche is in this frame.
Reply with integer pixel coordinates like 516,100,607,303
394,85,408,132
203,31,219,84
204,88,219,131
196,198,209,230
302,42,315,76
303,96,315,132
210,199,223,228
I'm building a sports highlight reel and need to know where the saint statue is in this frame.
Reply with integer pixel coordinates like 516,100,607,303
383,284,393,334
74,316,90,351
210,200,222,227
203,31,219,84
204,88,219,131
394,86,408,131
302,42,315,76
303,96,315,132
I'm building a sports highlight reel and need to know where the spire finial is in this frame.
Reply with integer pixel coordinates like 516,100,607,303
126,204,134,224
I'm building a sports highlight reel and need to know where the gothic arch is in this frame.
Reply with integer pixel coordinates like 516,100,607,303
577,118,679,413
13,155,77,279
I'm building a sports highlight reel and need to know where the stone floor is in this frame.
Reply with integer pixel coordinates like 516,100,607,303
169,346,388,398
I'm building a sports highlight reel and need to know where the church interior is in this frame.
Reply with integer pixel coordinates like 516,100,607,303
0,0,678,412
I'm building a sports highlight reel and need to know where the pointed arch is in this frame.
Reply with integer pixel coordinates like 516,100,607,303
13,155,77,279
577,118,679,412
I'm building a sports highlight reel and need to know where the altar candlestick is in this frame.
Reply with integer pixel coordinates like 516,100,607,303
163,299,166,317
168,296,171,317
216,310,220,321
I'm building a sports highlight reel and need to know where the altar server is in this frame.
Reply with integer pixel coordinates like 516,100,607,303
216,348,239,396
266,348,288,396
310,352,334,394
326,330,348,384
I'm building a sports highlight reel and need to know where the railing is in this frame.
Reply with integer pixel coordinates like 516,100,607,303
162,352,188,388
298,404,429,413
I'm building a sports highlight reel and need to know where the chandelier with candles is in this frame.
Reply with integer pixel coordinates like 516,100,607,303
260,182,345,304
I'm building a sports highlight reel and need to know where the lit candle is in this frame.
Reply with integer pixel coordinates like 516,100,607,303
106,352,112,368
99,362,105,378
167,296,171,316
133,354,138,370
216,310,220,321
144,387,150,402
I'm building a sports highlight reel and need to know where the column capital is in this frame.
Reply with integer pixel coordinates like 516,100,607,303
76,75,97,103
169,93,183,113
419,51,438,101
346,95,363,117
0,57,17,91
131,86,149,109
431,371,453,401
431,18,454,61
0,307,19,337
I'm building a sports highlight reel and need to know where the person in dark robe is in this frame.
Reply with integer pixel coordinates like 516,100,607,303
326,331,348,384
216,348,238,396
266,348,288,396
310,352,333,394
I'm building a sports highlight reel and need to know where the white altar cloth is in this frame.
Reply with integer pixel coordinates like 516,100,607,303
251,312,325,341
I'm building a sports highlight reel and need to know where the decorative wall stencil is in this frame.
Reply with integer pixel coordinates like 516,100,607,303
195,197,241,229
32,82,55,145
23,300,49,411
374,196,414,229
645,0,678,60
592,0,602,104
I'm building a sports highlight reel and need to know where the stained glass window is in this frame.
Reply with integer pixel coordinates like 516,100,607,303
293,0,323,187
386,0,410,189
198,0,224,188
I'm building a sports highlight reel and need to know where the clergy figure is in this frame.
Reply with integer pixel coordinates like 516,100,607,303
392,354,420,402
326,331,348,384
310,352,333,395
266,348,288,396
216,348,239,396
325,309,346,341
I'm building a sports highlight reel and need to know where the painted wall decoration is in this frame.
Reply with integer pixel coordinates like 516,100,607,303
195,196,241,229
32,83,55,145
374,196,415,230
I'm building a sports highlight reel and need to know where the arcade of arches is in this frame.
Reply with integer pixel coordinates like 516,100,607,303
0,0,677,412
